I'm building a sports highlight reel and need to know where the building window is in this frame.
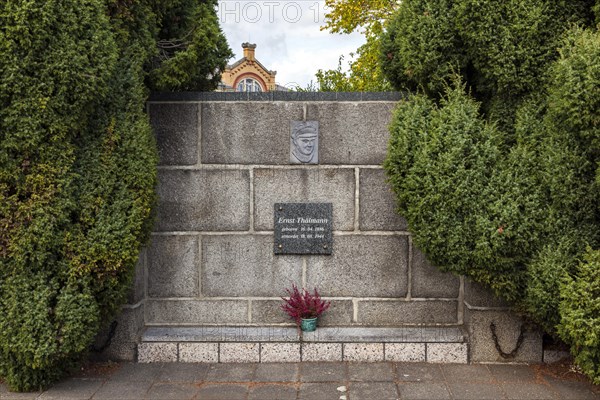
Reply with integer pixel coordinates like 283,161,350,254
237,78,262,92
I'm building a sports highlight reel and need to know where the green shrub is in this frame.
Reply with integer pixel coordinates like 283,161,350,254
383,1,599,382
559,249,600,385
521,237,581,335
148,0,233,91
0,0,230,391
384,83,530,298
0,0,154,391
381,0,596,130
380,0,464,96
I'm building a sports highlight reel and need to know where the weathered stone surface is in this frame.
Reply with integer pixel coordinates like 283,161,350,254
427,343,468,363
254,363,299,382
201,102,303,164
138,343,178,363
359,169,407,231
358,300,458,326
348,363,395,382
301,343,343,361
307,235,408,297
260,343,301,362
149,103,198,166
343,343,384,362
254,168,355,231
146,300,248,324
358,300,458,325
143,326,299,342
411,248,460,299
464,279,510,308
201,235,302,297
127,249,146,304
93,304,145,362
318,300,354,326
250,299,353,326
302,326,465,343
250,300,292,324
178,343,219,363
466,309,543,363
306,102,396,165
220,343,260,363
155,169,250,232
147,235,198,298
543,350,571,364
385,343,426,362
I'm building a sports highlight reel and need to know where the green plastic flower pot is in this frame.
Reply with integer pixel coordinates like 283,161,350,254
301,317,318,332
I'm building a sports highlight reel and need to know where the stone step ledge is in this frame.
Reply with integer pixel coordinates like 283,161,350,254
137,341,468,364
142,326,467,344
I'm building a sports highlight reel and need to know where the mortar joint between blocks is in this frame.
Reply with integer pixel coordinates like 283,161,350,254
248,299,253,323
354,167,360,232
407,236,413,300
249,168,255,233
458,276,465,325
196,102,202,167
198,235,202,298
302,258,307,288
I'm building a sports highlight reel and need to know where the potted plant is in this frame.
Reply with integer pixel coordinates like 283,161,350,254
281,284,331,332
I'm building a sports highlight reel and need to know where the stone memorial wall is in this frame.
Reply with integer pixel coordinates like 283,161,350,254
105,92,542,363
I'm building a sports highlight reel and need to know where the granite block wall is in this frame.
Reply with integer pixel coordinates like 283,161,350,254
105,93,542,363
141,95,464,328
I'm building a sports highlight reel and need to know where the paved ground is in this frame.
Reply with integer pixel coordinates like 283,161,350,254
1,361,599,400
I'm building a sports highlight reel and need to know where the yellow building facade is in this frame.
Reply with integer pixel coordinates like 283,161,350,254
220,43,280,92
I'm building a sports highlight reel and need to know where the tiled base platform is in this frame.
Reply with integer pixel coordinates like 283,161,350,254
138,326,468,364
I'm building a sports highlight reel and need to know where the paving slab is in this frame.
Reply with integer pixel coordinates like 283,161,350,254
145,382,198,400
195,383,248,400
300,362,347,382
156,363,209,383
501,382,559,399
247,384,298,400
395,363,444,382
0,384,42,400
1,360,599,399
348,362,395,382
544,376,600,400
298,383,347,400
38,379,103,399
441,364,494,382
204,364,256,382
92,380,153,399
254,363,299,382
448,382,507,399
397,382,452,399
109,362,164,382
349,382,400,400
488,364,537,382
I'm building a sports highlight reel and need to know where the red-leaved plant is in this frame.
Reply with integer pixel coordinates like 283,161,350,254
281,284,331,325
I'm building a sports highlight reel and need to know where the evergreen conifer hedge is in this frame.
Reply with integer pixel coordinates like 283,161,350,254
0,0,231,391
382,0,599,383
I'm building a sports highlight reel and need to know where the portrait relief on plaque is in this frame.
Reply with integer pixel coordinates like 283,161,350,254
290,121,319,164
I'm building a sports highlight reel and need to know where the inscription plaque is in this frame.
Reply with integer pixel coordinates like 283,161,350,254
274,203,333,255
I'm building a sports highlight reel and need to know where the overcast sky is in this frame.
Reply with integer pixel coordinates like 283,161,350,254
217,0,365,88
